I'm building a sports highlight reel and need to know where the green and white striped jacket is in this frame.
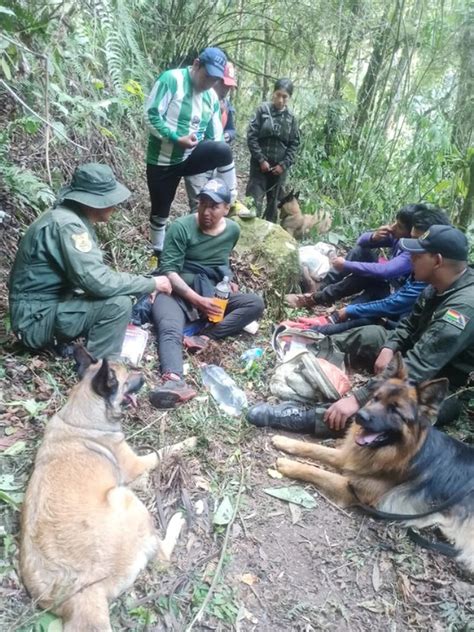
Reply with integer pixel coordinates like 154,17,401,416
145,67,223,166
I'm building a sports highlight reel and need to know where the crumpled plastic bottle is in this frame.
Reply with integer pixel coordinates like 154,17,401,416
201,364,248,417
240,347,264,371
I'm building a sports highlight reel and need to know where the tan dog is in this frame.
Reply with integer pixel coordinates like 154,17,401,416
278,190,332,239
271,354,474,573
20,348,191,631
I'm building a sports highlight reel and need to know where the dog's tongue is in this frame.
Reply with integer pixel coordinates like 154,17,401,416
356,431,382,446
124,393,138,408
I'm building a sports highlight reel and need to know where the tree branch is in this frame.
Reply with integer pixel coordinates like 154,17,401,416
0,79,88,150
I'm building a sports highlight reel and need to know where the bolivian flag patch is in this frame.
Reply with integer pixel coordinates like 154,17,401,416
442,309,469,330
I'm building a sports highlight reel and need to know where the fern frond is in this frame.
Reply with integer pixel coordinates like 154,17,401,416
0,159,55,213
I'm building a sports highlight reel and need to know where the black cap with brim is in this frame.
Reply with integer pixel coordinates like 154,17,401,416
57,163,131,209
198,178,231,204
199,190,228,204
399,224,468,261
398,237,428,254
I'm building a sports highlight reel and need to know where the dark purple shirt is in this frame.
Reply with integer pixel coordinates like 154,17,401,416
342,231,412,280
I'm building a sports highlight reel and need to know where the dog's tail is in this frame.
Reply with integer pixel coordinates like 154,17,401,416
60,585,112,632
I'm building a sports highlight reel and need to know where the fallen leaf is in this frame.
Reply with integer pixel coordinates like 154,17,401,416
267,468,283,479
236,604,258,629
289,503,302,524
195,499,205,515
359,599,385,614
397,572,412,601
2,440,26,456
0,430,27,450
0,474,22,491
195,476,211,491
213,496,233,526
372,560,381,592
264,486,317,509
239,573,258,586
29,358,46,370
34,611,63,632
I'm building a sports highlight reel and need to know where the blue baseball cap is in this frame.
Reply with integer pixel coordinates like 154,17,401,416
199,179,231,204
198,47,227,78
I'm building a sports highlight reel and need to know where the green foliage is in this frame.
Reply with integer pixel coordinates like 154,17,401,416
191,582,239,623
0,130,54,211
0,0,472,235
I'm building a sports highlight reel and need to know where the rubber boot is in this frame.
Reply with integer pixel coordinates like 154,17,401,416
246,402,344,438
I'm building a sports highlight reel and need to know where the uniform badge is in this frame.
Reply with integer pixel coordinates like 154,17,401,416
442,309,469,330
72,232,92,253
205,180,220,192
420,229,430,240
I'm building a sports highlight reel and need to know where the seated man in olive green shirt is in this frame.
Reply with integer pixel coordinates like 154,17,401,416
149,179,264,408
9,163,171,359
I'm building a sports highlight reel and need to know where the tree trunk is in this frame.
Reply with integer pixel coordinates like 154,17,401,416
262,22,270,100
350,7,393,148
452,5,474,229
459,152,474,229
323,0,359,157
451,5,474,153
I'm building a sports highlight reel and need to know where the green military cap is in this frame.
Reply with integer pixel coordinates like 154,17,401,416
56,163,131,209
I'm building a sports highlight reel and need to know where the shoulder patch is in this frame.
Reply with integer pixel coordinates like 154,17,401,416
72,232,92,253
442,309,469,330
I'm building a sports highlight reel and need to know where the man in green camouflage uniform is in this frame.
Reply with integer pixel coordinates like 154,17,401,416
247,225,473,433
9,163,171,359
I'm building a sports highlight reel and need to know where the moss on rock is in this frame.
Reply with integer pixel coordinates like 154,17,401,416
233,217,300,319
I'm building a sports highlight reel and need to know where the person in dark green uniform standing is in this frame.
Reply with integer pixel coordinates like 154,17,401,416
8,163,171,359
246,78,300,223
247,225,474,433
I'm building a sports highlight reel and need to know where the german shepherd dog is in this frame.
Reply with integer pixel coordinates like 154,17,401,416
271,354,474,573
278,190,332,240
20,348,192,631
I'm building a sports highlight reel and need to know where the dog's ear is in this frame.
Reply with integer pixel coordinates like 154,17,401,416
384,352,407,380
417,378,449,411
73,344,98,379
294,191,300,200
91,359,119,400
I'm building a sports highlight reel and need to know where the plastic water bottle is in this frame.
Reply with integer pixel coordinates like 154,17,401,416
208,276,231,324
201,365,247,416
240,347,264,371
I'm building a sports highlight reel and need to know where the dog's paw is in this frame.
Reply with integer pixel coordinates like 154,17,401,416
276,456,296,476
144,451,159,470
158,512,186,562
272,435,293,451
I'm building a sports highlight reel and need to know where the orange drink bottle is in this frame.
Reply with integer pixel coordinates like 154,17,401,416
208,276,231,323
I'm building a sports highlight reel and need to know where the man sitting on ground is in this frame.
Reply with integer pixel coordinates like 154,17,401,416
149,179,264,409
287,204,423,309
9,163,171,360
312,206,451,336
249,225,473,435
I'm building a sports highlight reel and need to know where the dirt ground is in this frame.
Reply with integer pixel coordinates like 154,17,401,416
1,328,473,631
0,138,473,631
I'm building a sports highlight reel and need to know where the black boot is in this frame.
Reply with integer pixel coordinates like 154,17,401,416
246,402,342,438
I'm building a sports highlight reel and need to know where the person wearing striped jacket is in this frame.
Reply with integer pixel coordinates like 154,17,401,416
145,47,237,254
